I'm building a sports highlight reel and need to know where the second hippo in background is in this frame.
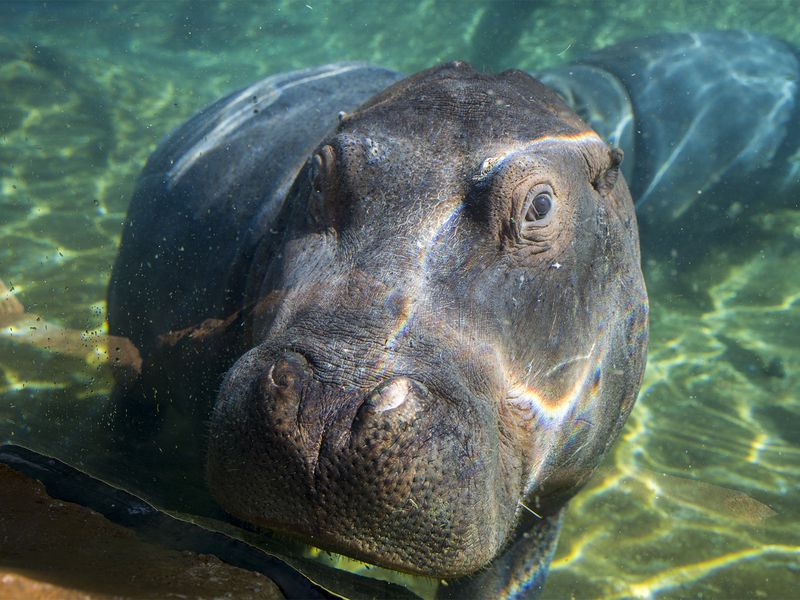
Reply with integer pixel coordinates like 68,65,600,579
538,30,800,232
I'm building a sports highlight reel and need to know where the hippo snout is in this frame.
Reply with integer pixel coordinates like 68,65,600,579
207,344,510,577
257,351,425,437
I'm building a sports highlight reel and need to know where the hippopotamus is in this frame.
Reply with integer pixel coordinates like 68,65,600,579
106,30,797,598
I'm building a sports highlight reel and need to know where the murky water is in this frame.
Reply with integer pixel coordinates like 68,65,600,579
1,1,798,598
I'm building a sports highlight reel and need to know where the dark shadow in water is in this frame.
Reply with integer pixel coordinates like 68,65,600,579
753,405,800,446
717,334,786,381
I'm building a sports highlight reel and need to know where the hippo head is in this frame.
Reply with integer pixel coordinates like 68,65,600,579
207,62,648,578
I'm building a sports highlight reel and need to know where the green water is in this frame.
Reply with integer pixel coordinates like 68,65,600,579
1,1,799,598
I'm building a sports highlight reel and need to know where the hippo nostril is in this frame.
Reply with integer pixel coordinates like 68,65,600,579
354,377,427,432
365,377,414,412
261,351,309,402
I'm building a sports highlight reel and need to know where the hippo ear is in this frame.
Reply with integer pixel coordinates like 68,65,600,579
307,144,340,227
593,146,624,196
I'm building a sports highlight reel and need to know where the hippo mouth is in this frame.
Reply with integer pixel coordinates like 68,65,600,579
299,541,443,598
206,344,515,578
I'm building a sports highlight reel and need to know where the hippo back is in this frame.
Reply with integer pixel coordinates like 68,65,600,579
108,64,402,356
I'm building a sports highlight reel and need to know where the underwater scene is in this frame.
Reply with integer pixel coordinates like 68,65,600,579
1,1,799,598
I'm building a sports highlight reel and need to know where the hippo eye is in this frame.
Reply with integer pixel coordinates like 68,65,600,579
526,193,551,220
522,188,555,228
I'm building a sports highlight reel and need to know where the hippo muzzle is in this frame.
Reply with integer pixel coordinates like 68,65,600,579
209,339,512,576
206,61,648,579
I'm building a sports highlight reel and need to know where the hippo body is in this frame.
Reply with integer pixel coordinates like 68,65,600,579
109,29,800,599
109,58,648,598
108,64,403,358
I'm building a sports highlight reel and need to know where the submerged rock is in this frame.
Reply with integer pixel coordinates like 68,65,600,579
0,461,283,599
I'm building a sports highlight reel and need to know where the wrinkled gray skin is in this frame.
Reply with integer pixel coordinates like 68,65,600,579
109,63,650,595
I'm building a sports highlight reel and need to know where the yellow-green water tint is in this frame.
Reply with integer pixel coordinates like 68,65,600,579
1,2,798,598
